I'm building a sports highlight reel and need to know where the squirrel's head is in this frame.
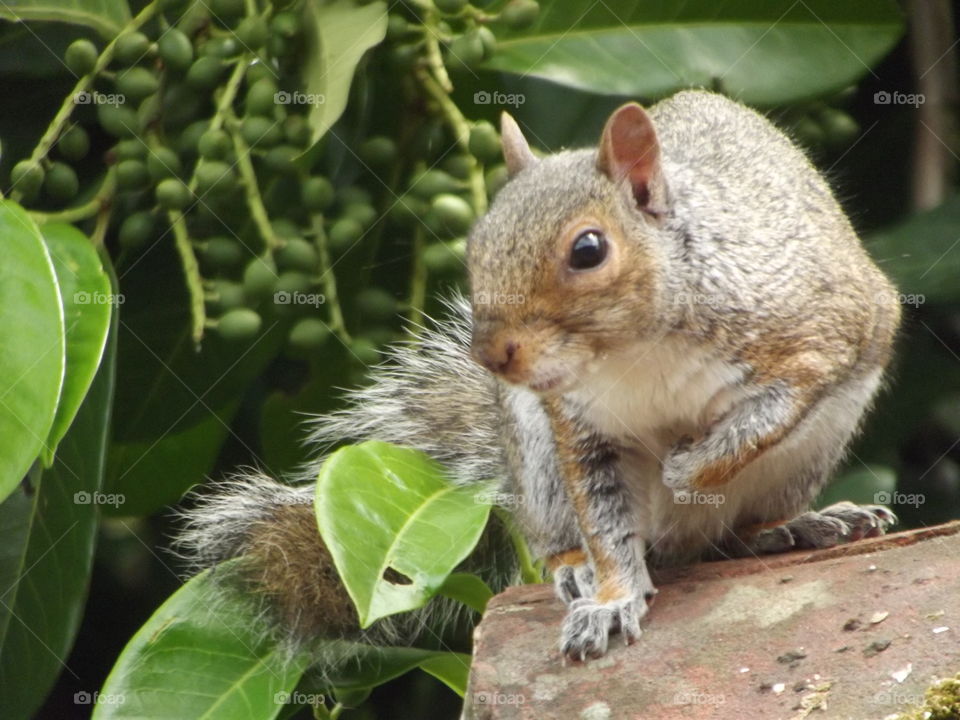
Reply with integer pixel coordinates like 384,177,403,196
468,102,672,394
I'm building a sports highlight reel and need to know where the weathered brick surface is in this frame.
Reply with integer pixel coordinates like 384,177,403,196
464,522,960,720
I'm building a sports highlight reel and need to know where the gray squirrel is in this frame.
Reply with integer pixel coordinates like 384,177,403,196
179,90,900,661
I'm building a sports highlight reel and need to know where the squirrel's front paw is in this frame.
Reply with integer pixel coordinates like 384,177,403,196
553,562,596,605
661,437,698,491
559,594,647,661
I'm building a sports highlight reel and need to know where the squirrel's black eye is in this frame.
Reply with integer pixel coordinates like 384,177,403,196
569,230,608,270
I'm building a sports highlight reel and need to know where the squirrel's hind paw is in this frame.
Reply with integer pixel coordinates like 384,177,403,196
559,594,647,661
737,501,897,556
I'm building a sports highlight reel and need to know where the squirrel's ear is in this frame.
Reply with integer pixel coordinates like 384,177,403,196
597,103,666,215
500,112,535,177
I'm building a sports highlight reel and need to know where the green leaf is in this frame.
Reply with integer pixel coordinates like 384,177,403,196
438,572,494,614
0,302,115,719
94,563,306,720
40,223,111,466
484,0,904,105
418,652,472,698
316,641,470,693
105,399,239,516
0,0,131,39
301,0,387,147
867,194,960,305
0,200,64,504
315,441,492,627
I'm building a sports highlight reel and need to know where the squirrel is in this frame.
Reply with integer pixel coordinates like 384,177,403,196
178,89,901,663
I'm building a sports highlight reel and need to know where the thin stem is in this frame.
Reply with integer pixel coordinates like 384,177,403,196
30,168,117,225
12,0,162,202
311,215,352,345
416,67,487,215
167,210,207,344
225,106,283,253
493,507,540,585
407,223,427,328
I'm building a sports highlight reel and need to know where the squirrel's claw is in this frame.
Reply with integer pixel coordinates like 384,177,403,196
559,594,648,661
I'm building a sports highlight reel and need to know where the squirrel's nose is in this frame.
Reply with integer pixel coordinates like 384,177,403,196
472,336,519,375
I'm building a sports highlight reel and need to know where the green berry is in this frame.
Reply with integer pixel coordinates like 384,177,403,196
246,78,278,116
355,287,397,321
271,219,301,239
242,256,277,301
276,238,319,272
410,169,462,198
186,56,225,89
114,139,146,160
241,115,283,147
338,186,372,206
327,217,364,251
202,36,239,59
350,337,380,365
501,0,539,30
344,202,377,229
274,271,312,297
423,238,466,274
819,108,859,149
146,146,182,180
10,161,44,198
442,154,473,180
200,236,246,269
207,280,246,313
287,317,329,352
485,164,509,197
116,159,149,190
792,116,824,148
156,178,191,209
469,121,501,162
44,162,79,202
195,161,237,195
270,11,300,38
114,32,151,66
177,120,210,155
434,0,468,13
264,144,299,174
216,308,262,341
386,15,411,41
158,29,194,72
211,0,244,19
237,17,269,49
447,31,484,70
58,125,90,161
359,136,397,167
388,194,428,227
116,67,160,103
430,193,474,235
283,114,311,147
245,61,275,86
65,39,98,76
198,128,231,159
477,26,497,58
301,176,334,211
97,103,139,138
118,211,155,249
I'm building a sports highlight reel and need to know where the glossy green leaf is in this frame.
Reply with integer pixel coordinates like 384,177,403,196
94,563,306,720
315,441,492,627
0,0,130,39
0,200,64,504
301,0,387,146
40,223,111,466
0,304,115,718
418,652,471,698
867,194,960,305
484,0,903,105
317,641,470,693
438,572,494,614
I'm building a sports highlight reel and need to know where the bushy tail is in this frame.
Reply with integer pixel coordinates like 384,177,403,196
175,296,512,652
